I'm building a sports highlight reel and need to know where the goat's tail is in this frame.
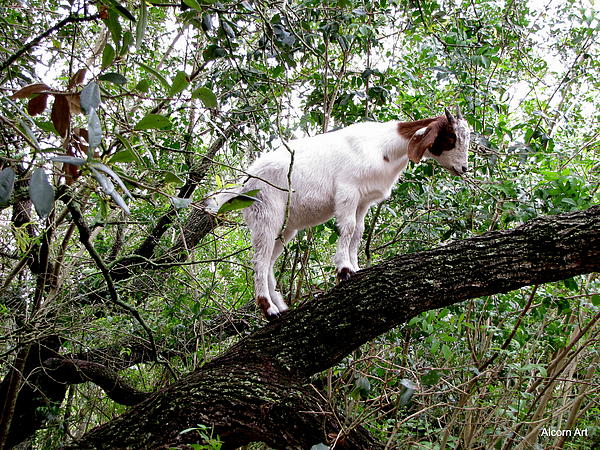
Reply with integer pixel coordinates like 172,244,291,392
204,186,245,214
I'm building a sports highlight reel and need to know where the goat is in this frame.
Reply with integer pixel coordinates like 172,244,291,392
207,108,471,319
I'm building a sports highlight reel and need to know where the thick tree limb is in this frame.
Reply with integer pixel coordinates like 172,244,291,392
0,127,239,447
71,206,600,449
0,337,64,449
43,358,150,406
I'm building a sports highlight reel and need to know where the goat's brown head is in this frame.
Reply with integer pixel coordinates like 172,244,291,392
404,107,471,176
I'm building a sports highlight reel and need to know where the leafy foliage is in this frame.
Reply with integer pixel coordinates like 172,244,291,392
0,0,598,448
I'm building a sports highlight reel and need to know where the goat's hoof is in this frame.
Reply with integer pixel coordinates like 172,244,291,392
265,307,289,321
257,296,283,321
337,267,355,282
265,311,280,321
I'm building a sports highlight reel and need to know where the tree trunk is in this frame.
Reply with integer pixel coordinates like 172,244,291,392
70,206,600,449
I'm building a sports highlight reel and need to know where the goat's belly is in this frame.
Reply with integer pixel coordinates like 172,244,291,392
287,200,334,230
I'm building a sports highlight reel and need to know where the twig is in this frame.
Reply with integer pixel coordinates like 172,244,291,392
0,14,100,72
60,189,163,369
478,284,538,371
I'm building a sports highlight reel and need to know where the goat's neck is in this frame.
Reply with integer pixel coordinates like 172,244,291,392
384,117,439,162
378,120,415,163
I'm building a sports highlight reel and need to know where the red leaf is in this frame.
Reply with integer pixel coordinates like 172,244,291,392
68,69,87,89
12,83,51,99
66,94,82,115
27,94,49,116
51,95,71,137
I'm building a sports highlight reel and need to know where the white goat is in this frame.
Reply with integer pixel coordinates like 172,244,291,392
207,108,471,319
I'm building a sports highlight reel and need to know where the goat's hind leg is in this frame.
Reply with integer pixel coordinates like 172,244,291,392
267,229,297,315
248,205,287,320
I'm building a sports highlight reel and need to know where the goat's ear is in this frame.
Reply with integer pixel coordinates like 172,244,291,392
408,120,442,163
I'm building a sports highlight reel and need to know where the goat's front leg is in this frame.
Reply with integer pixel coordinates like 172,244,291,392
334,191,360,282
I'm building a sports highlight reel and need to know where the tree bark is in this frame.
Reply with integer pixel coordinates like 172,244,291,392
0,129,231,448
70,206,600,449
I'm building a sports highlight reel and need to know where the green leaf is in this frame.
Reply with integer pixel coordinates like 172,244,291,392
170,197,193,209
137,62,170,90
29,168,54,219
169,71,190,97
99,72,128,85
113,134,144,166
120,30,133,55
0,167,16,204
202,44,227,61
88,108,103,151
164,171,184,184
15,116,40,149
50,156,86,166
441,344,453,360
591,294,600,307
35,120,57,134
217,189,260,214
182,0,203,11
102,0,136,21
563,277,578,291
109,149,135,163
192,86,218,108
90,167,130,214
135,79,150,92
136,0,148,50
134,114,172,130
214,174,223,189
102,43,116,69
80,82,101,115
421,369,441,386
104,9,122,46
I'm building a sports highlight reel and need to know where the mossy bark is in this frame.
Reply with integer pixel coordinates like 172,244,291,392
71,206,600,449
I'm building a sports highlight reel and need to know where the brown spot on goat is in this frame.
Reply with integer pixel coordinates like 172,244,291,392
399,115,458,163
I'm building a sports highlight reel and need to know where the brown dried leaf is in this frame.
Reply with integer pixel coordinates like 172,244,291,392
66,94,82,115
68,69,87,89
71,129,89,157
27,94,49,116
72,138,89,157
62,145,81,185
12,83,51,99
73,127,89,142
64,164,80,185
51,95,71,138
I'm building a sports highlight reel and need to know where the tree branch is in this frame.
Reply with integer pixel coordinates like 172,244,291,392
61,189,158,364
0,14,100,73
71,206,600,449
108,124,236,281
43,358,150,406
